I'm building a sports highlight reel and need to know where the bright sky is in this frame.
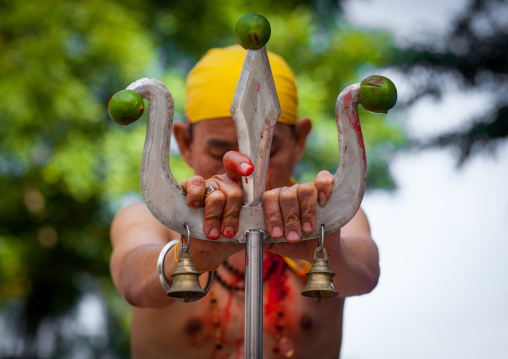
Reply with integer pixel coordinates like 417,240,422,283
341,1,508,358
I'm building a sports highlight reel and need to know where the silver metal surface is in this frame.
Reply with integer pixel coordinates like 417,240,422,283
230,48,280,207
157,239,181,293
128,79,366,243
180,224,191,253
245,230,264,358
318,224,325,249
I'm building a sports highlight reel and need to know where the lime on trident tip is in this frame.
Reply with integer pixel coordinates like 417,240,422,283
235,13,271,50
108,89,144,126
359,75,397,114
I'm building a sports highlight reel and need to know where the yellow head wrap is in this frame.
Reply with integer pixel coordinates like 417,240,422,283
185,45,298,125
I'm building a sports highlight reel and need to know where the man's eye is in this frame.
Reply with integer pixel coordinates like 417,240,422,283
209,152,226,160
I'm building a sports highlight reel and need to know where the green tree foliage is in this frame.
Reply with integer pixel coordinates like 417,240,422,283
0,0,404,357
392,0,508,164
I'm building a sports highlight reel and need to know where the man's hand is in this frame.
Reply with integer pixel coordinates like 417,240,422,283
181,150,334,244
181,151,253,240
262,170,334,243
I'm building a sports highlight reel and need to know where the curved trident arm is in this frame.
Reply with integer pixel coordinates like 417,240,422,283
126,78,366,243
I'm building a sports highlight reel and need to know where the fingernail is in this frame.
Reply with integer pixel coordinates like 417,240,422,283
272,226,283,238
318,192,327,208
223,226,235,238
302,222,312,233
240,162,253,175
209,228,220,239
287,231,299,243
191,201,201,208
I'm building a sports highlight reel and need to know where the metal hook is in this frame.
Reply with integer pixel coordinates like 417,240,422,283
180,224,191,255
318,224,325,250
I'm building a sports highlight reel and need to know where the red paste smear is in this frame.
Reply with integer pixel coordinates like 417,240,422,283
224,228,233,238
224,151,254,176
369,76,383,84
218,281,242,354
234,337,244,359
339,91,367,167
248,34,260,45
256,82,261,92
264,253,290,335
260,118,276,146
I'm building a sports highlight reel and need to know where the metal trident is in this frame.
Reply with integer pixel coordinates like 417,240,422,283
126,47,366,358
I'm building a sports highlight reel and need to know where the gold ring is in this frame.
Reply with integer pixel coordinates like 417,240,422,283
204,185,219,199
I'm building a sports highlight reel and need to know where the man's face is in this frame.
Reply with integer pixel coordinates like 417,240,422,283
181,117,305,189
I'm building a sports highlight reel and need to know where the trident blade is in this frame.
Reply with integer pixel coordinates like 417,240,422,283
230,47,281,208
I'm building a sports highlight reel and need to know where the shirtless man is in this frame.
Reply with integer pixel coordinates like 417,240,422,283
110,45,379,358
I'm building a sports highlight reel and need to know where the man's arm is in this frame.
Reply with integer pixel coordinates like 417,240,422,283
110,203,180,308
322,208,379,298
110,203,243,308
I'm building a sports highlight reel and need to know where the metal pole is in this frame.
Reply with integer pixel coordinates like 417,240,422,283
245,230,263,358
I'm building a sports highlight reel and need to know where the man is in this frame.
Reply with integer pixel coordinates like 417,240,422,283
110,45,379,358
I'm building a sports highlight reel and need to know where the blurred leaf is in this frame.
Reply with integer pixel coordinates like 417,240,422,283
392,0,508,164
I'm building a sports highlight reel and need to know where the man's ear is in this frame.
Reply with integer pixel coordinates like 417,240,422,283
173,121,194,169
292,117,312,164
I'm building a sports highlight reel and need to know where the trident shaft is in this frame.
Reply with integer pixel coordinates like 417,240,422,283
126,49,366,358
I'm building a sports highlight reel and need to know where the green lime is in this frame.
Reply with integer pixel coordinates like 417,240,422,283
359,75,397,114
108,89,144,125
235,13,271,50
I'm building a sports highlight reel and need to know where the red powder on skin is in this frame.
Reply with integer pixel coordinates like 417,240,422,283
224,227,233,238
220,291,234,345
234,337,244,359
223,151,254,176
263,253,290,334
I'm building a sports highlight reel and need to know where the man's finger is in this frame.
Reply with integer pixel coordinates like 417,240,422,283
297,183,318,233
279,186,301,243
181,176,206,208
214,176,244,238
223,151,254,182
203,183,225,240
262,188,284,239
315,170,334,208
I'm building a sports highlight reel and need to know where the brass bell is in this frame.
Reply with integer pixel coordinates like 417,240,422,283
167,247,206,302
301,246,339,303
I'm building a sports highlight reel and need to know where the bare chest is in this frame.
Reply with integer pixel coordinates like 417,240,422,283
143,273,342,358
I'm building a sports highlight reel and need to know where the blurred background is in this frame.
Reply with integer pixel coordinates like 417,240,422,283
0,0,506,358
